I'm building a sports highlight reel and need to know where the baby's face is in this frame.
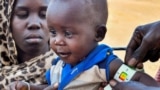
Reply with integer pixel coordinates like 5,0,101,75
47,0,97,66
11,0,50,53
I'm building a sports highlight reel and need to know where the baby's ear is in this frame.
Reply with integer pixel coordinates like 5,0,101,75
95,24,107,42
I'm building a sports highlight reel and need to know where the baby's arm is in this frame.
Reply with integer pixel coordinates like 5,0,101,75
109,58,159,87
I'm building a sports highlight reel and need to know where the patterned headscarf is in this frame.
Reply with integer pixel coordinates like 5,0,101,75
0,0,56,89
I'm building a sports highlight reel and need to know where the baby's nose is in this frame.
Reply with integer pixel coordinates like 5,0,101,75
54,36,65,45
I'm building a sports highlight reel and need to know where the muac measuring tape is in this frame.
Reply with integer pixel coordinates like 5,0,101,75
104,64,136,90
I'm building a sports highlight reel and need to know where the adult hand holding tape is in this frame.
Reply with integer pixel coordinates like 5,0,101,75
104,64,159,90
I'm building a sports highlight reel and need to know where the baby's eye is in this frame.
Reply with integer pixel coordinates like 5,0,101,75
15,10,28,19
65,31,73,38
39,10,46,19
50,29,56,37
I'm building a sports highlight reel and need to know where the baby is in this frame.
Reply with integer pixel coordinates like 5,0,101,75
8,0,159,90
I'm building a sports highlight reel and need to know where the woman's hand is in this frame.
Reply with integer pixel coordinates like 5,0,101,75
8,81,28,90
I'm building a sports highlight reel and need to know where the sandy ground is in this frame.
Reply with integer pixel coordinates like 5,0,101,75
101,0,160,77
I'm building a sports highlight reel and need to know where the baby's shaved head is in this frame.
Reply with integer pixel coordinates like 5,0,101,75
48,0,108,26
83,0,108,25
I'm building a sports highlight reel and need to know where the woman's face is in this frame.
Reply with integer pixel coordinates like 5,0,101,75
11,0,50,54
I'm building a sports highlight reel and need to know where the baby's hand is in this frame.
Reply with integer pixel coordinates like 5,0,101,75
8,81,29,90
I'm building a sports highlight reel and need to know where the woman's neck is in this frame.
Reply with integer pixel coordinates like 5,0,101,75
17,45,49,63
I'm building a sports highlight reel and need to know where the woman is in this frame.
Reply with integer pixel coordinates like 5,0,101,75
0,0,56,89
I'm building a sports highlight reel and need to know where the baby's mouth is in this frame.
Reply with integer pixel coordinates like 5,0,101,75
58,52,71,58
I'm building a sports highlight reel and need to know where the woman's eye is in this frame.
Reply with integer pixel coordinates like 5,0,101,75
39,10,46,19
65,31,73,38
15,10,28,19
50,30,56,37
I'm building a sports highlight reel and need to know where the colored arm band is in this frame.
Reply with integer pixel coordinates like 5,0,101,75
114,64,136,82
104,64,136,90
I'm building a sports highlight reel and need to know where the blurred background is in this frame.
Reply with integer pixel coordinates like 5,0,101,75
101,0,160,77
